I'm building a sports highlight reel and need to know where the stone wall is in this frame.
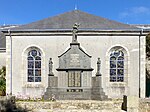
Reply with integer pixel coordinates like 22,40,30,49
15,99,150,112
16,99,124,112
1,96,150,112
139,98,150,112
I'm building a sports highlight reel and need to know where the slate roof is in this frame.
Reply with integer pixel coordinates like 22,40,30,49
0,10,145,49
0,25,18,49
14,10,137,30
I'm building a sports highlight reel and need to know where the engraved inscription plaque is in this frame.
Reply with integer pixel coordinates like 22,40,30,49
68,71,81,87
70,54,80,67
67,89,83,92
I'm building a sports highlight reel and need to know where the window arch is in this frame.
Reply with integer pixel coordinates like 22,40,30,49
27,49,41,82
110,48,125,82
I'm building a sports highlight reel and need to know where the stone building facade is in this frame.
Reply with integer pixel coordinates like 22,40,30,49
0,10,149,99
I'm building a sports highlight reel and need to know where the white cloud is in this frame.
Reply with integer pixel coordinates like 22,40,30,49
120,6,150,18
132,6,150,14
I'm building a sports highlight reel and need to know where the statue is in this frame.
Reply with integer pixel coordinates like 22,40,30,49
96,58,101,76
49,58,54,76
72,23,80,43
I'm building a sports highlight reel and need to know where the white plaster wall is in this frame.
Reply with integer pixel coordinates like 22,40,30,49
58,71,68,87
0,52,6,68
6,36,11,94
82,71,92,87
6,34,145,98
140,36,146,98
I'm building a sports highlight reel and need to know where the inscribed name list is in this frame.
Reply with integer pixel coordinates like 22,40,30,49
70,54,80,67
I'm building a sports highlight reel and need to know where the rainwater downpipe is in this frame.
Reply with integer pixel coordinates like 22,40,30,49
139,28,143,98
8,29,12,95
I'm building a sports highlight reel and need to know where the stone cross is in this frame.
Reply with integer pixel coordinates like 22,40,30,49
72,23,80,43
49,58,54,76
96,58,101,76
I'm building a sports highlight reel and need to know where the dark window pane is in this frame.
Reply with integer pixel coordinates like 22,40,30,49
118,56,124,60
28,69,34,76
35,61,41,68
28,61,34,68
110,61,116,68
121,77,124,81
110,76,116,82
110,56,116,61
117,61,124,68
114,51,120,57
35,77,41,82
117,77,124,82
110,69,116,76
35,69,41,76
31,50,37,57
28,56,33,60
117,69,124,76
28,77,34,82
35,56,41,60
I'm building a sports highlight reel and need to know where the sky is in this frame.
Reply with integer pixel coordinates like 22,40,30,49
0,0,150,25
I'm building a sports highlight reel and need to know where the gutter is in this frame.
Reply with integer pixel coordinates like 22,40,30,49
1,28,144,33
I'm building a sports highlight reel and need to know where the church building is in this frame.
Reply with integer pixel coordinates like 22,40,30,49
0,10,149,99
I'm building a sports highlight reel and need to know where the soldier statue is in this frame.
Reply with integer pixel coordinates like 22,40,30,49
72,23,80,43
96,58,101,76
49,58,54,76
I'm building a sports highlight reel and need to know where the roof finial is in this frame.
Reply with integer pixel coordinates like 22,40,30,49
75,4,77,10
74,0,78,10
3,21,5,26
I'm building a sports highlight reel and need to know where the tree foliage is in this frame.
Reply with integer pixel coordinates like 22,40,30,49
0,66,6,96
146,33,150,58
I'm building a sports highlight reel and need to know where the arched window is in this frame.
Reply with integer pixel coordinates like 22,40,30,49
110,50,124,82
27,49,41,82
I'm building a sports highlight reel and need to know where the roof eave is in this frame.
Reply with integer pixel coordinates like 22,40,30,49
2,28,150,36
2,28,144,32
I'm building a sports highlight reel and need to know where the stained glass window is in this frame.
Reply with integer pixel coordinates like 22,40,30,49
27,49,41,82
110,50,124,82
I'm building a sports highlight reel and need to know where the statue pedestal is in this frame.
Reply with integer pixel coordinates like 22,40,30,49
44,76,58,100
91,76,108,100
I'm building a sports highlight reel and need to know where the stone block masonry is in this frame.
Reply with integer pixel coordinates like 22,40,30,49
16,100,124,112
1,96,150,112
